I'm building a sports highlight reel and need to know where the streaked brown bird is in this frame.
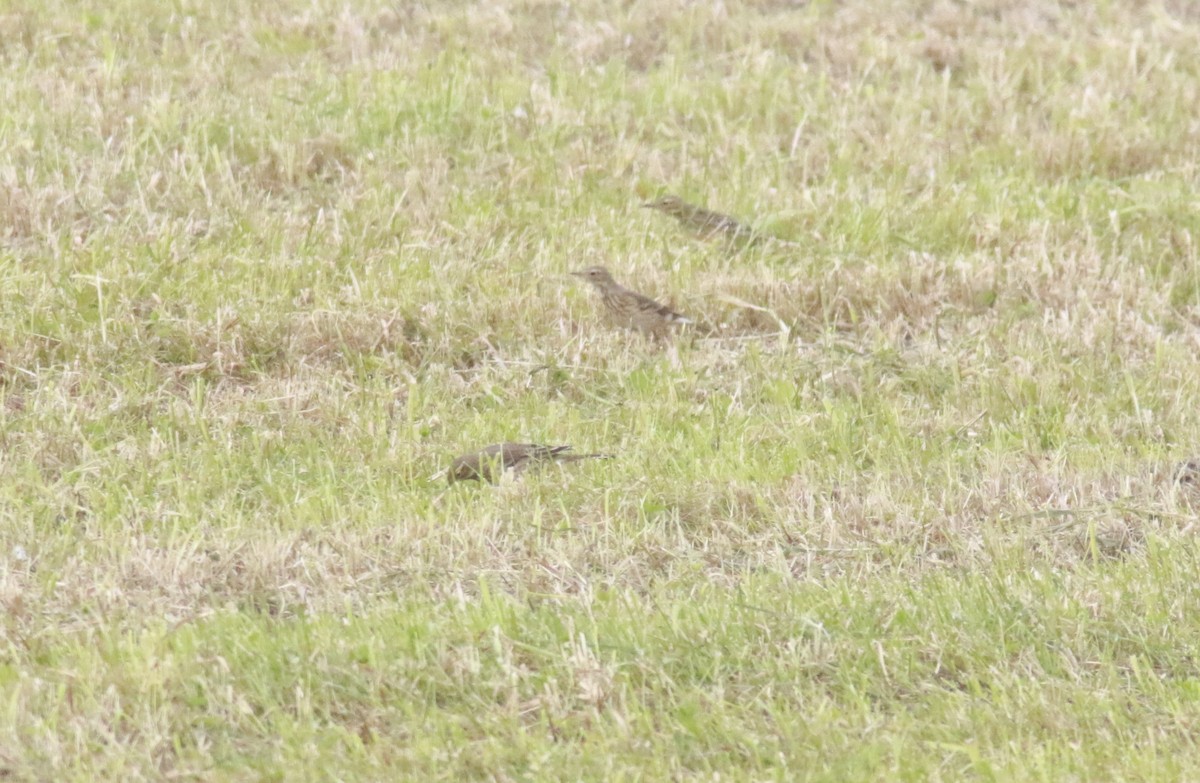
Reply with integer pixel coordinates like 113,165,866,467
643,194,760,245
1174,458,1200,491
448,443,611,484
570,265,692,339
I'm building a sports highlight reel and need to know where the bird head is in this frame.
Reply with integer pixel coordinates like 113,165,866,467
570,266,616,287
642,194,688,215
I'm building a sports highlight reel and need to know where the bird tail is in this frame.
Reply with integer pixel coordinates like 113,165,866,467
554,452,614,463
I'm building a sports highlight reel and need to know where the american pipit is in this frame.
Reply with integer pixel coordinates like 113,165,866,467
643,194,761,245
1174,458,1200,491
448,443,611,484
570,265,692,339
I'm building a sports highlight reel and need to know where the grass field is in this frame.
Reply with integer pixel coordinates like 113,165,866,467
4,0,1200,779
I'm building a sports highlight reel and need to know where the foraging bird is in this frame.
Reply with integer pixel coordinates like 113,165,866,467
447,443,611,484
643,194,760,245
570,265,692,339
1174,458,1200,491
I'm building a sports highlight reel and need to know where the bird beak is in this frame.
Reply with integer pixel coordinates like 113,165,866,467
569,270,585,277
641,202,654,209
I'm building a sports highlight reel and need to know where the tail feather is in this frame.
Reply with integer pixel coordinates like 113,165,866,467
554,452,614,463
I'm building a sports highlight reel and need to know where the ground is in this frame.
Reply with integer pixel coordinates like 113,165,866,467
3,0,1200,780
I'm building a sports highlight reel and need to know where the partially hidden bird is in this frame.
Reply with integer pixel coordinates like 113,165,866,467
1174,458,1200,491
643,194,798,248
448,443,611,484
643,194,760,244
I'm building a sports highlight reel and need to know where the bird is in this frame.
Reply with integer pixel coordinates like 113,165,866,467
570,265,692,339
643,194,760,245
447,443,611,484
1174,458,1200,491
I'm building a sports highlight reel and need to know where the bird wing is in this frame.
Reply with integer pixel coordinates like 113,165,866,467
632,291,691,323
500,443,572,466
688,208,761,244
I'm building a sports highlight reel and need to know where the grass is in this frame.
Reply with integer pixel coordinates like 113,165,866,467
3,0,1200,779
